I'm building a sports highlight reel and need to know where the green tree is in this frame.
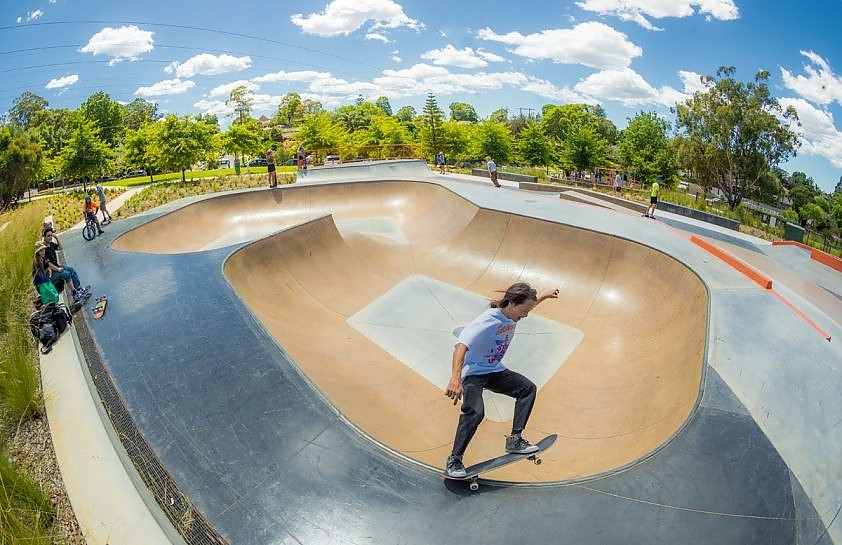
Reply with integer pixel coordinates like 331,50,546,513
473,121,513,165
449,102,479,122
438,121,473,163
420,93,445,159
123,123,160,180
334,102,382,133
227,85,253,124
489,108,509,124
59,115,113,187
800,203,826,229
80,91,123,146
153,115,216,182
221,117,265,168
274,92,305,127
394,106,416,123
674,66,800,208
516,121,552,168
618,111,676,184
8,91,48,130
121,98,160,131
562,124,608,173
375,96,393,116
789,184,816,213
0,125,43,208
295,111,348,151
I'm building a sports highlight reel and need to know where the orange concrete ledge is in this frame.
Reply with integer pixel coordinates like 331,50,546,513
692,235,773,289
772,240,842,273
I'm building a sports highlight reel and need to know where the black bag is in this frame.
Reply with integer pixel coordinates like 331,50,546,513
29,302,72,354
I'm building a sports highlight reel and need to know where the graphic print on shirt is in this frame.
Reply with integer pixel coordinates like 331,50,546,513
485,323,516,363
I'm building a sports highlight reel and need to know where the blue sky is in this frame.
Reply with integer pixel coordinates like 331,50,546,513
2,0,841,193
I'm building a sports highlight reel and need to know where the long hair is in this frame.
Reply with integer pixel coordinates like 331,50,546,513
490,282,537,309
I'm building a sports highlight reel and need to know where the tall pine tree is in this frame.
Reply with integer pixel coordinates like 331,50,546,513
420,93,444,160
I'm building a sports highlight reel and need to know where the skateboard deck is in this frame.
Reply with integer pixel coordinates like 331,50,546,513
92,296,107,319
446,434,557,490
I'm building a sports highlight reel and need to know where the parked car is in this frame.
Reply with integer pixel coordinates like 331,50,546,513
325,154,341,164
121,169,147,178
219,158,231,167
248,157,268,167
283,158,298,166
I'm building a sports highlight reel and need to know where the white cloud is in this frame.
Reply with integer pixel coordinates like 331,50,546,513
421,45,504,68
678,70,707,94
781,51,842,106
45,74,79,89
28,9,44,20
253,70,333,83
573,68,688,107
576,0,739,30
80,25,154,65
164,54,251,78
779,98,842,168
209,80,260,98
135,78,195,97
365,33,390,42
477,22,641,70
16,16,22,24
290,0,423,37
193,99,233,117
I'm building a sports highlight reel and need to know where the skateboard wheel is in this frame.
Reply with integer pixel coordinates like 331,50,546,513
534,458,542,465
469,482,479,491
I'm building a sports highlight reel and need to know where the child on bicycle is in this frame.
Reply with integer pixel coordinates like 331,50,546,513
82,194,105,234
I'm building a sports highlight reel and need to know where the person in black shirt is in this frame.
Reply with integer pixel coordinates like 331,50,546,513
42,227,88,302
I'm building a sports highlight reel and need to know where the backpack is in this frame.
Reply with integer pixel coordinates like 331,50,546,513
29,302,72,354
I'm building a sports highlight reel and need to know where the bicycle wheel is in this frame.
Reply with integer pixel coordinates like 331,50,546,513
82,223,96,241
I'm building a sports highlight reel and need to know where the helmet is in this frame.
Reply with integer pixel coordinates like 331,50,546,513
84,195,91,201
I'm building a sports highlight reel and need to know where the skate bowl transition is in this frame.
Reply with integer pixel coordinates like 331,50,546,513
114,180,707,481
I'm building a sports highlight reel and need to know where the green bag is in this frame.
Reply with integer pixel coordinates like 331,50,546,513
37,282,60,305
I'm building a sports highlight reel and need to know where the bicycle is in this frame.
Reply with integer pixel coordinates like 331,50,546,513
82,214,98,241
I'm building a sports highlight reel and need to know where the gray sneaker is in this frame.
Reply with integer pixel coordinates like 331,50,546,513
445,455,467,478
505,433,539,454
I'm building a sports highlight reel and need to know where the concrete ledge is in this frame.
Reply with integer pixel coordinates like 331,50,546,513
691,235,773,289
471,169,538,184
772,240,842,273
658,201,741,231
41,317,179,545
521,181,741,230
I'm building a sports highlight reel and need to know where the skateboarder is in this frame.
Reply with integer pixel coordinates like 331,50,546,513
644,176,661,218
444,282,559,478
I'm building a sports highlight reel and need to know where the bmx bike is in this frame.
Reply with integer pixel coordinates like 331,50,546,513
81,215,99,241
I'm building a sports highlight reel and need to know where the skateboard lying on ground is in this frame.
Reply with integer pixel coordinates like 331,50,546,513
92,295,107,319
446,434,557,491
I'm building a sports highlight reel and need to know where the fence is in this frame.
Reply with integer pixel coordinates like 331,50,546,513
804,229,842,257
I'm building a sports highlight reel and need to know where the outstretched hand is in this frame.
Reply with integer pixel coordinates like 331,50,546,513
540,288,560,302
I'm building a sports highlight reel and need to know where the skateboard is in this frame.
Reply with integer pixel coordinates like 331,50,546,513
445,434,557,491
92,296,107,319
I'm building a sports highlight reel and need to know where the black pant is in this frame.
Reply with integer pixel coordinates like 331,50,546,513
451,369,537,457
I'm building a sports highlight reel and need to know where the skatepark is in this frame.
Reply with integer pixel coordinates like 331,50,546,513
49,160,840,544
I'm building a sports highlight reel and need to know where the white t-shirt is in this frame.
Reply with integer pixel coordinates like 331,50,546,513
487,160,497,173
457,308,515,379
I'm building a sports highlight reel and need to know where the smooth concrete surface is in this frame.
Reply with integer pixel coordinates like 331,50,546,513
41,319,178,545
60,160,841,545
